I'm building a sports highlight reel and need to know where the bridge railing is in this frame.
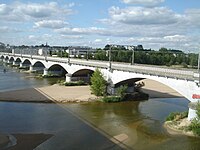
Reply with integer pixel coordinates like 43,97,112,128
0,53,198,82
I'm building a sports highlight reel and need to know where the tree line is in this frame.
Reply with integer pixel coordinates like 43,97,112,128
50,47,199,68
92,47,198,68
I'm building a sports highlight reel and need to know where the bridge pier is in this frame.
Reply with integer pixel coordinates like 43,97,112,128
188,102,199,121
29,65,34,72
12,61,20,66
7,60,13,64
65,74,72,82
19,62,23,68
29,65,44,72
43,68,48,76
107,84,135,95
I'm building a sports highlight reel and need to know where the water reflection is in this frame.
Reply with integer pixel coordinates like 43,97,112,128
0,64,64,92
63,98,200,150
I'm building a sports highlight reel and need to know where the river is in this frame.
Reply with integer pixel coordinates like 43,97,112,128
0,62,200,150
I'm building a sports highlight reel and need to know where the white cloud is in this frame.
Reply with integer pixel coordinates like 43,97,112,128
61,35,84,39
163,35,188,42
56,27,107,35
185,9,200,27
108,6,181,25
34,20,68,29
0,4,11,15
94,39,103,43
0,2,73,22
122,0,165,6
0,26,22,33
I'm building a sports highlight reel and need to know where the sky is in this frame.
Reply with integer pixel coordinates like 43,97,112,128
1,0,200,52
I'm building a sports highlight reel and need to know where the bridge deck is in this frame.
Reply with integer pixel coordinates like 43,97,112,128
1,53,198,81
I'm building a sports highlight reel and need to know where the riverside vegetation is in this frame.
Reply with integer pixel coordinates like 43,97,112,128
165,102,200,136
90,68,148,103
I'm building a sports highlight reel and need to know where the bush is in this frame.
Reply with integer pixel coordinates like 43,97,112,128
188,102,200,136
166,112,179,121
188,119,200,136
166,111,188,121
101,96,122,103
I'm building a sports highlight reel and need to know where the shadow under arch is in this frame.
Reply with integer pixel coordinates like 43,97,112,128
33,61,45,68
9,57,14,61
5,56,9,60
48,64,68,77
15,58,22,63
72,69,94,83
22,59,31,65
115,78,145,88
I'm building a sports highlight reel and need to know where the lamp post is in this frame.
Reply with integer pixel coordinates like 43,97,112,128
198,52,200,84
86,48,89,61
30,48,32,59
68,48,70,64
109,45,112,71
131,46,135,65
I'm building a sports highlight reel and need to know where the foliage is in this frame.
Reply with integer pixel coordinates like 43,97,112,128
188,103,200,136
196,102,200,119
43,74,60,78
166,111,188,121
90,69,107,96
51,47,198,68
188,119,200,136
116,85,128,100
91,48,198,68
101,96,122,103
64,80,86,86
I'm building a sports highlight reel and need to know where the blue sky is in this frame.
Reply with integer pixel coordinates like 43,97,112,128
0,0,200,52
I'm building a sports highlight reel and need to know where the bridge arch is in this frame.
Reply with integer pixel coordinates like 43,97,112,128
5,56,9,60
33,61,46,68
22,59,32,66
71,69,94,83
9,57,14,62
48,64,68,76
72,69,94,77
15,58,22,63
110,70,198,102
115,78,145,88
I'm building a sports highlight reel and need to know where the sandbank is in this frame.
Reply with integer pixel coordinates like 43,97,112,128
140,79,183,98
0,85,97,103
164,119,197,137
0,79,182,103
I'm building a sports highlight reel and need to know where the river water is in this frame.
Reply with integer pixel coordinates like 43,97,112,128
0,62,200,150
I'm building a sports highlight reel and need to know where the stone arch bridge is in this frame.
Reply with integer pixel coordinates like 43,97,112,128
1,53,200,120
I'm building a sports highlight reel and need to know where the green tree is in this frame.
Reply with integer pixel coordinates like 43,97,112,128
90,69,107,96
